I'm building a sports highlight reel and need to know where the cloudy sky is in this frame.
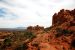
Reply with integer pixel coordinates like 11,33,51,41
0,0,75,28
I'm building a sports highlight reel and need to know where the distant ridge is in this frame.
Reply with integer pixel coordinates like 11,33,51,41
0,28,26,32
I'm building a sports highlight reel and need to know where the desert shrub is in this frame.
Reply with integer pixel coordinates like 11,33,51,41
12,32,25,41
55,28,63,37
31,42,39,47
44,27,52,32
55,28,71,37
56,28,63,34
24,32,36,39
3,38,12,47
0,43,2,50
55,33,62,37
0,38,12,50
62,29,70,35
31,42,40,50
15,43,28,50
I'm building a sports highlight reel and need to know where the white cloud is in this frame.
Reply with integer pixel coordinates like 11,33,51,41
0,0,75,28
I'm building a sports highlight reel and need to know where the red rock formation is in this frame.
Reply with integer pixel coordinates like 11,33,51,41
28,9,75,50
52,9,74,26
0,9,75,50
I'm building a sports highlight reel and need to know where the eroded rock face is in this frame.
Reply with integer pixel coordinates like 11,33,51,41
28,9,75,50
52,9,74,26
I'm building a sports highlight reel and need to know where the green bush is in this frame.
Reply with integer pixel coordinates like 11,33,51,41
0,38,12,50
55,28,63,37
15,43,28,50
24,32,36,39
55,28,71,37
56,28,63,34
62,29,70,35
3,38,12,47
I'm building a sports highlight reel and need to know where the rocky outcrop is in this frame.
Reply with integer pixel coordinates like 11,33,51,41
28,9,75,50
52,9,74,26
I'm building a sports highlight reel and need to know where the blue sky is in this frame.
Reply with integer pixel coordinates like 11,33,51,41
0,0,75,28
